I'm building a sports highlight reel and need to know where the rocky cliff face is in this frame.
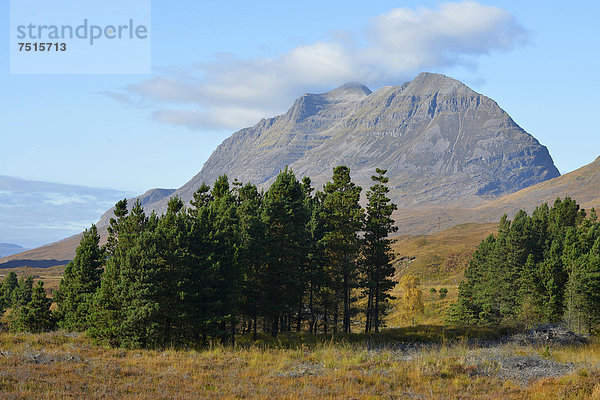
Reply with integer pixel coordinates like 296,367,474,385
143,72,559,214
0,73,569,265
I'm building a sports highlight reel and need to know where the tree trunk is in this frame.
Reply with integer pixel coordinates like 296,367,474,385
253,303,258,341
296,304,302,332
309,284,315,334
333,306,338,334
365,290,372,333
271,316,278,337
231,318,236,347
343,272,350,334
374,289,380,333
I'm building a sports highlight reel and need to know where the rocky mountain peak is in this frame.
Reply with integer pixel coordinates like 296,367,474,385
324,82,372,101
115,72,560,217
407,72,468,94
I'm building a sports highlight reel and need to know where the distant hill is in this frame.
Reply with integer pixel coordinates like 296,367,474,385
477,155,600,216
391,155,600,235
0,175,133,248
0,243,27,258
0,232,93,268
0,188,176,268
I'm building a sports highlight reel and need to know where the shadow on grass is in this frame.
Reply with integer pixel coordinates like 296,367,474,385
235,325,517,349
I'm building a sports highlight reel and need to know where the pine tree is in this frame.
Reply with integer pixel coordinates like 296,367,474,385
0,271,18,310
568,238,600,333
117,203,163,348
153,197,189,346
11,276,34,307
321,166,364,334
518,254,545,327
362,168,398,332
237,183,266,339
89,200,130,346
57,225,104,331
11,281,54,333
186,183,217,344
261,167,309,336
449,197,597,328
207,175,241,344
303,178,328,334
542,238,567,323
106,199,128,254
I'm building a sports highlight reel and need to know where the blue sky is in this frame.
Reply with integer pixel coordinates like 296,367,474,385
1,1,599,193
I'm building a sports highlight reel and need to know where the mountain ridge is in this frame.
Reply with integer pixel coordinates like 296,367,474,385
4,154,597,267
1,72,574,267
137,72,559,217
0,243,27,258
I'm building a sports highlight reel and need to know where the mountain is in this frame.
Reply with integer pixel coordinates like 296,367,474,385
0,243,27,258
391,155,600,235
97,188,175,228
0,175,134,249
132,72,560,216
477,155,600,217
0,188,175,268
1,72,568,266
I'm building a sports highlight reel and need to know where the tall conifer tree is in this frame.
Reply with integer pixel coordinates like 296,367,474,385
261,167,309,336
362,168,397,332
321,166,364,334
57,225,104,331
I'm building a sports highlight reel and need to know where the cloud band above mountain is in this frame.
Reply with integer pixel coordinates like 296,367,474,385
108,1,526,130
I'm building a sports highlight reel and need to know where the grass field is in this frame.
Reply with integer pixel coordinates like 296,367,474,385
0,264,65,294
385,223,497,327
0,330,599,399
1,223,599,398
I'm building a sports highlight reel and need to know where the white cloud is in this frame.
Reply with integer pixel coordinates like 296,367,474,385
43,192,97,206
111,1,526,131
13,221,93,231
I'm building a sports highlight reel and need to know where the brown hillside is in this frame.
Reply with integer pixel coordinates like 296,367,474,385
2,157,598,267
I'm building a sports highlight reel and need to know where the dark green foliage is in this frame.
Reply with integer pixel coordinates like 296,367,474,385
261,167,309,336
362,168,398,332
304,179,331,334
73,166,402,348
449,196,600,330
321,166,364,334
152,196,191,346
93,201,166,348
89,200,130,345
11,281,54,333
206,175,241,344
56,225,104,331
11,276,34,308
0,271,19,311
237,183,266,339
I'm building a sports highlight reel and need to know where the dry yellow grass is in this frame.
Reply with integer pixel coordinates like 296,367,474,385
0,264,65,294
0,331,599,399
2,222,596,398
391,222,497,283
387,222,497,326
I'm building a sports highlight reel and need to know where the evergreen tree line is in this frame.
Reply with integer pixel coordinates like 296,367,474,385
50,166,397,348
0,272,54,332
448,197,600,332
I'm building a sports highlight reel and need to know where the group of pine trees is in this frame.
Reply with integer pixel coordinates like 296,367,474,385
448,197,600,332
4,172,598,345
0,272,54,332
44,166,398,348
